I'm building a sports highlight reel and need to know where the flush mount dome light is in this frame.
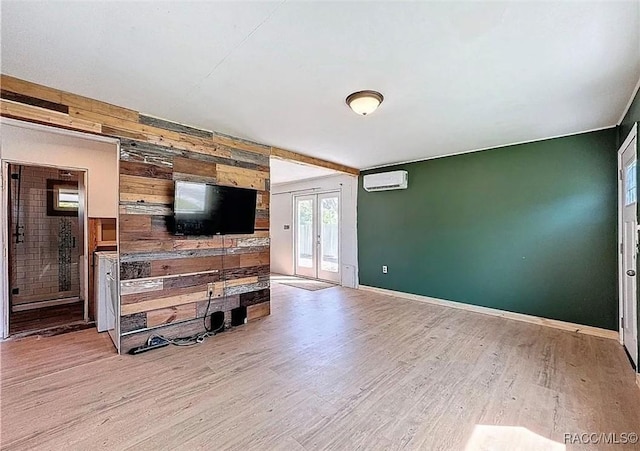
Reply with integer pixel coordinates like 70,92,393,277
346,90,384,116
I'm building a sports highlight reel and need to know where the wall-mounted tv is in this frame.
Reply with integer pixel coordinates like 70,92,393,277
173,181,257,236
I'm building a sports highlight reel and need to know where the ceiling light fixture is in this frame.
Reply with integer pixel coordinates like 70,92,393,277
346,90,384,116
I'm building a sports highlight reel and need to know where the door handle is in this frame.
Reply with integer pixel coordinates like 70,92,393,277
627,269,636,277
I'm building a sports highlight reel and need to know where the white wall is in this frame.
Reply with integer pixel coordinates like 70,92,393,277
270,173,359,288
0,121,118,338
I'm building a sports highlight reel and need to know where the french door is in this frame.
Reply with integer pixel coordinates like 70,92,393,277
294,192,340,283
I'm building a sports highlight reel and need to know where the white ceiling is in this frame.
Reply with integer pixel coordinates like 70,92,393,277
2,2,639,169
270,158,338,185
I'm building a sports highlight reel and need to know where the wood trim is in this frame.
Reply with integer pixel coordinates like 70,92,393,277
358,285,619,341
271,146,359,176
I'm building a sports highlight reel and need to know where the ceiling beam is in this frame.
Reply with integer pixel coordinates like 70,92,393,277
270,147,359,176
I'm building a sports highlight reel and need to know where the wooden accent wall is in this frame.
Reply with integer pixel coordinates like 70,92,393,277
0,75,271,352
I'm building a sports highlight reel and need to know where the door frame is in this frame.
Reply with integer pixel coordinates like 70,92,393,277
618,122,638,356
293,189,342,283
2,161,90,337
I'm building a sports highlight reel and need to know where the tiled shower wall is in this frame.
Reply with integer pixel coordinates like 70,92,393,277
9,165,81,306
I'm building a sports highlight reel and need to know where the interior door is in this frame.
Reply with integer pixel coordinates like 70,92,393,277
317,192,340,283
295,195,316,278
621,134,638,367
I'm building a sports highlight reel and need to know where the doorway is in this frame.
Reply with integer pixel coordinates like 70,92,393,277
6,163,88,335
294,191,340,283
619,123,638,368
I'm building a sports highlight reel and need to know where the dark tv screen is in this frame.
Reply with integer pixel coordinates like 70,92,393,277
173,181,257,236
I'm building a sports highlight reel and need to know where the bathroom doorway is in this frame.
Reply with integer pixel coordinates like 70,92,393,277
6,163,88,335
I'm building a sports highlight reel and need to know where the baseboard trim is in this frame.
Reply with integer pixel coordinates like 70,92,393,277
358,285,618,341
11,297,81,312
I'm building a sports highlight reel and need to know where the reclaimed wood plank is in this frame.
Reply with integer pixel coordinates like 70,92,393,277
149,255,232,277
120,174,174,196
173,156,217,184
239,288,270,307
120,140,178,164
120,313,148,333
146,303,197,328
103,125,148,141
0,90,69,113
224,265,270,280
213,143,270,167
172,237,226,251
247,301,271,321
119,214,151,232
119,226,173,242
119,203,172,216
1,100,102,133
122,281,213,305
139,114,213,139
120,240,174,254
213,132,271,156
120,278,164,296
257,191,269,210
120,248,227,263
121,284,223,315
163,272,221,289
120,261,151,281
119,160,173,180
224,276,259,288
0,75,64,104
196,295,240,317
225,281,270,296
61,95,139,122
216,164,268,191
239,252,270,268
120,192,173,205
237,237,270,248
255,216,270,230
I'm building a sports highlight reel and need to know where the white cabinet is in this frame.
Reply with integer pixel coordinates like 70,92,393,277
95,252,119,352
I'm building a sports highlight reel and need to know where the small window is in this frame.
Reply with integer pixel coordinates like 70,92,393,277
626,161,637,206
58,188,79,209
47,179,79,216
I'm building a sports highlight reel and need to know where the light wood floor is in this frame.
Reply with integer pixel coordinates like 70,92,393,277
2,283,639,450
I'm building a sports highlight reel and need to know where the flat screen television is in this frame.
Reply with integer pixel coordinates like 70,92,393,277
173,181,257,236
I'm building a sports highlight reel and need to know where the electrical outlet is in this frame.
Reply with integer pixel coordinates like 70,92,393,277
382,265,388,274
207,282,215,297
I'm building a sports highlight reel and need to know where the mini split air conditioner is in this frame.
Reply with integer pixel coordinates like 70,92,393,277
363,170,408,192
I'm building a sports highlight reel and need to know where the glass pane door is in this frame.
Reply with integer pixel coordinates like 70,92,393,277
295,195,316,278
294,192,341,283
318,193,340,283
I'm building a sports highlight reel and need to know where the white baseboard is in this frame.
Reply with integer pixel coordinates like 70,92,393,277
358,285,619,341
11,297,81,312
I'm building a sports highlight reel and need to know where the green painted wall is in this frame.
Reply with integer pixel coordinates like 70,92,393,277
620,87,640,141
358,128,619,330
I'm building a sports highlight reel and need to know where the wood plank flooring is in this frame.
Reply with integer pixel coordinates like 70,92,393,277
1,283,639,450
8,301,85,335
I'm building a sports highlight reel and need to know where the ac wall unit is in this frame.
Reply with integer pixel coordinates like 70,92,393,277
363,170,408,192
